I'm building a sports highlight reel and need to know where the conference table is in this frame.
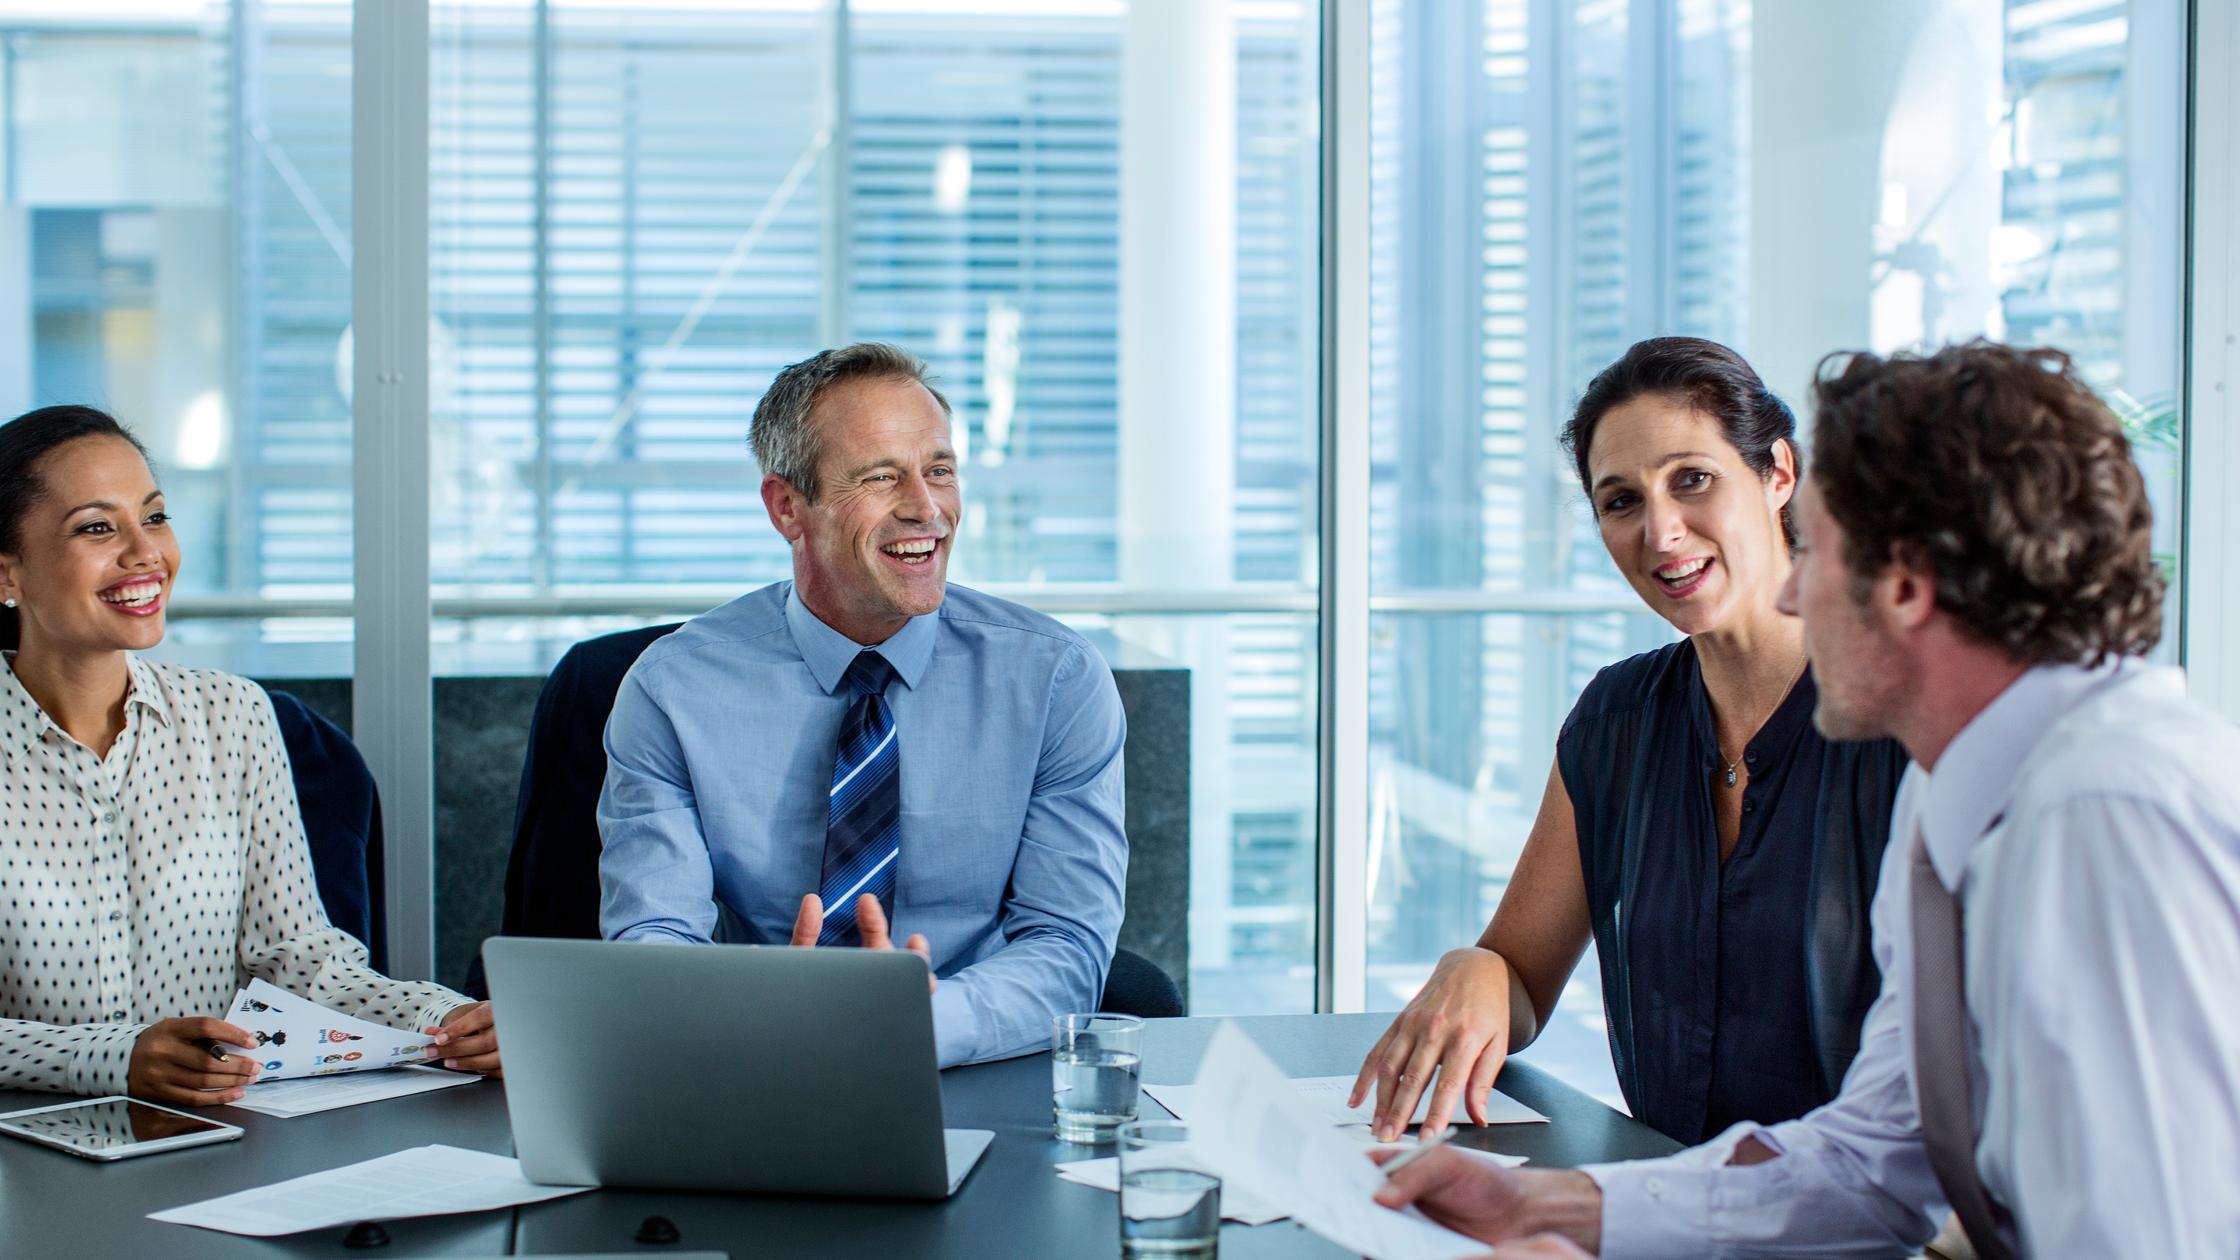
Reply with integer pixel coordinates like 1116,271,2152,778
0,1013,1679,1257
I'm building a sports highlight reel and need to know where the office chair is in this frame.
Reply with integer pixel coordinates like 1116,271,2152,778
467,621,1181,1018
265,687,388,973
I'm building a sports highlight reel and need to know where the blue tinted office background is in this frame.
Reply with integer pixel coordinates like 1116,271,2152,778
0,0,2183,1112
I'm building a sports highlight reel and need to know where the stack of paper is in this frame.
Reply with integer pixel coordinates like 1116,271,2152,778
230,1065,479,1118
221,979,438,1083
149,1146,590,1237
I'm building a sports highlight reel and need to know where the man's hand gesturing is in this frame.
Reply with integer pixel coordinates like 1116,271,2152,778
790,893,936,992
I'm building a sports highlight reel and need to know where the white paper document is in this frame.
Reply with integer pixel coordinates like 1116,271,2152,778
1054,1140,1525,1230
1143,1073,1547,1129
1055,1155,1291,1226
1181,1022,1494,1260
229,1064,479,1118
220,978,439,1082
149,1145,590,1237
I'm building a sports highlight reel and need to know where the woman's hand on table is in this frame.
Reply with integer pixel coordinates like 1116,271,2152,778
128,1017,260,1105
1349,946,1517,1141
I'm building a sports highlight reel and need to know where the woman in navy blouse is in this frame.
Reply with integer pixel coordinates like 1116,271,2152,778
1350,338,1906,1146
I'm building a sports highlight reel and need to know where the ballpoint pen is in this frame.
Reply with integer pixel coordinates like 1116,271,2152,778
1378,1126,1456,1179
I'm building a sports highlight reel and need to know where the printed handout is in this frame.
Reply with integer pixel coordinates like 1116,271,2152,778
220,978,439,1083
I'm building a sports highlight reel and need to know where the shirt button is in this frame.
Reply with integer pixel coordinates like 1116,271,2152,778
1744,751,1758,766
111,1011,127,1021
102,812,116,824
1646,1175,1665,1196
107,911,123,922
1742,801,1755,815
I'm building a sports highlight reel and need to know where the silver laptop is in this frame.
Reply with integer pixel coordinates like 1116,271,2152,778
482,938,993,1200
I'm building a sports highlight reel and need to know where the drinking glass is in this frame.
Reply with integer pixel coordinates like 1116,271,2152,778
1117,1119,1220,1258
1051,1012,1143,1142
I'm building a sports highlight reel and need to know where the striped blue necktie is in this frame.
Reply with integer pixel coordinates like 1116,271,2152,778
817,650,900,946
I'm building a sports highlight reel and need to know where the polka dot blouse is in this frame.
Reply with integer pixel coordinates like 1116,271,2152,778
0,652,468,1096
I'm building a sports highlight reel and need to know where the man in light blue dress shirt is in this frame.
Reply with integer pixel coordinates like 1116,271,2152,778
597,342,1128,1068
1372,343,2240,1258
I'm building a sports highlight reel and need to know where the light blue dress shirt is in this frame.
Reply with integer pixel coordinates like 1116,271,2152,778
597,580,1129,1067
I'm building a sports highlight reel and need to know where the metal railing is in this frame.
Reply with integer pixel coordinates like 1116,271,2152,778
165,585,1648,621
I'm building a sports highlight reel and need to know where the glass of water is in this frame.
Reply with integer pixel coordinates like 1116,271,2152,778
1051,1012,1143,1142
1118,1120,1220,1258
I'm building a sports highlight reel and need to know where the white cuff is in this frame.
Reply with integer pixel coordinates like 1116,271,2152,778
1579,1158,1715,1260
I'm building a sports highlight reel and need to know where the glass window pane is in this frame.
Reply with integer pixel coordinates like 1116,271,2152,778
1367,0,2183,1108
427,1,1323,1010
0,0,354,673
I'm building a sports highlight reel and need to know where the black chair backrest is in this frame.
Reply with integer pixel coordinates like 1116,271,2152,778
468,618,1183,1016
265,687,387,972
464,623,686,999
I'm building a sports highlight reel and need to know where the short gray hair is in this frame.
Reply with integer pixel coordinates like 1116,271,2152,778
749,342,952,501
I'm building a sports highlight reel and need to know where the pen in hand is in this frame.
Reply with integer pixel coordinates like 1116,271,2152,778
198,1038,229,1063
1377,1126,1455,1179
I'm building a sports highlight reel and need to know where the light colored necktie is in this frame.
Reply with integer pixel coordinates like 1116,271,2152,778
1909,829,2017,1260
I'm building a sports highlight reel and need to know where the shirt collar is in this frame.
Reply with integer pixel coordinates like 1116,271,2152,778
1916,657,2137,889
122,653,173,727
0,651,170,749
781,583,939,695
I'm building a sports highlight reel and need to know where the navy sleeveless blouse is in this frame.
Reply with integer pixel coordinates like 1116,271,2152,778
1556,639,1907,1145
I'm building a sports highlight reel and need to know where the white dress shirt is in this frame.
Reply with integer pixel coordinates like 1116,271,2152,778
0,652,467,1097
1583,660,2240,1258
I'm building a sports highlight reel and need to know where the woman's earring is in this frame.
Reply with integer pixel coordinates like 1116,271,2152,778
2,598,14,609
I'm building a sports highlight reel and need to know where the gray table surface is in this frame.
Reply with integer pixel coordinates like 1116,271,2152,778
0,1074,518,1258
510,1013,1680,1258
0,1013,1679,1258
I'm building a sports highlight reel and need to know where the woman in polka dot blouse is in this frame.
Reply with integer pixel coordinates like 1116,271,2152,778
0,405,503,1105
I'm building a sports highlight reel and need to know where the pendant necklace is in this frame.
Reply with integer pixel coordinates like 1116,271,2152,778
1717,659,1808,789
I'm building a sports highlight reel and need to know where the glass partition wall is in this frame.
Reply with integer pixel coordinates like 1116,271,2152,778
0,1,2193,1052
423,0,1327,1008
0,0,356,664
1360,0,2186,1105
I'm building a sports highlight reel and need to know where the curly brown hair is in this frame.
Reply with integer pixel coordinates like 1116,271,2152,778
1809,340,2163,666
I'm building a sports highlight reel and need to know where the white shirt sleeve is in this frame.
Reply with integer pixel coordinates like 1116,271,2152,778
1582,975,1944,1258
1971,793,2240,1259
232,682,467,1035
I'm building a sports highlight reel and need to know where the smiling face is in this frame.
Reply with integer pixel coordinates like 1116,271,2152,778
0,435,180,658
761,374,960,645
1585,394,1795,638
